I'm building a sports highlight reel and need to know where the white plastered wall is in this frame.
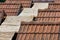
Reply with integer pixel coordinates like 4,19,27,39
0,32,15,40
19,8,38,17
32,3,49,9
0,16,33,32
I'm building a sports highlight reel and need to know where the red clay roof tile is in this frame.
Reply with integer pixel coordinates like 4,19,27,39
38,11,60,17
49,3,60,9
1,0,60,40
16,24,60,40
16,34,58,40
20,0,32,8
18,24,60,33
0,0,21,16
0,0,32,16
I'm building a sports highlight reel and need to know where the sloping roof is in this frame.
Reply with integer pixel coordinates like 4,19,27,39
17,34,59,40
0,0,21,16
16,24,60,40
0,0,32,16
1,0,60,40
16,1,60,40
20,0,32,8
49,3,60,9
19,24,59,33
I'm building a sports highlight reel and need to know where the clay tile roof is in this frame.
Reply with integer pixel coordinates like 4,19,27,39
49,3,60,9
15,0,60,40
0,0,21,16
0,0,32,16
1,0,60,40
16,24,60,40
20,0,32,8
19,24,59,33
16,34,59,40
34,10,60,23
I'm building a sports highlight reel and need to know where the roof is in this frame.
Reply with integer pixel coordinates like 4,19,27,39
0,0,32,16
19,24,59,33
16,0,60,40
0,0,60,40
16,24,60,40
16,33,59,40
0,0,21,16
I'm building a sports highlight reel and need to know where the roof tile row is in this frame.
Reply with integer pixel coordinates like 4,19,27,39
38,11,60,17
19,24,60,33
16,1,60,40
0,0,32,16
16,34,59,40
1,0,60,40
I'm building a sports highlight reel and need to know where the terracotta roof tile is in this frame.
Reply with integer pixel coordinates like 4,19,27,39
0,5,20,9
38,11,60,17
18,24,60,33
0,0,21,16
20,0,32,8
49,3,60,9
16,34,58,40
0,0,32,16
16,24,60,40
34,10,60,23
36,17,60,22
1,0,60,40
